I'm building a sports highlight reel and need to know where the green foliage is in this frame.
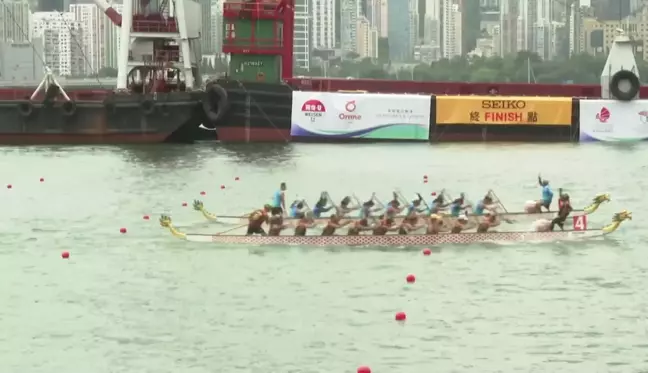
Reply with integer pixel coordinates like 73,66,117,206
299,51,648,84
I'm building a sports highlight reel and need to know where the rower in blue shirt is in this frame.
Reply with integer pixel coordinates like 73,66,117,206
473,195,494,215
312,192,334,218
536,175,554,212
427,194,447,215
270,182,287,215
449,193,467,217
289,200,306,218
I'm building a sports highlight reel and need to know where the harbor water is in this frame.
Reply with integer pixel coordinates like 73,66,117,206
0,143,646,373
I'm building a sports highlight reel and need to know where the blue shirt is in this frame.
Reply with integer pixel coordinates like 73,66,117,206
427,201,438,214
406,203,416,215
542,185,553,203
313,206,322,217
474,200,484,215
359,206,371,218
290,206,300,217
450,202,462,217
272,190,282,208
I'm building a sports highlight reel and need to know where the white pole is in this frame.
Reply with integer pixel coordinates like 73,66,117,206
116,0,134,90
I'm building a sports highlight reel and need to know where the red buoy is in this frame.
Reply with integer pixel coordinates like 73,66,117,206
6,184,11,189
39,178,44,182
357,366,371,373
235,177,240,181
395,311,407,321
61,251,70,259
182,202,188,207
143,215,150,220
200,191,206,196
423,180,428,184
119,227,127,234
423,175,428,179
430,192,437,196
406,274,416,283
422,248,432,256
220,185,225,189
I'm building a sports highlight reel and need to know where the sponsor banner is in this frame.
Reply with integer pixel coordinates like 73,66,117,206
436,96,572,126
580,100,648,142
290,92,431,140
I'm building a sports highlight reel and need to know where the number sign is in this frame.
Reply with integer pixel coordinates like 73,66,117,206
572,215,587,231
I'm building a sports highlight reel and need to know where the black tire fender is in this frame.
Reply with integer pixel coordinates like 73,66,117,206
609,70,640,101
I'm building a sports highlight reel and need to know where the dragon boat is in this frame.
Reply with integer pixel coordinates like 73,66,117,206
159,210,631,247
192,193,612,226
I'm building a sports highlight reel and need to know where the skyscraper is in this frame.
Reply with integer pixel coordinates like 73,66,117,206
312,0,336,49
0,0,30,43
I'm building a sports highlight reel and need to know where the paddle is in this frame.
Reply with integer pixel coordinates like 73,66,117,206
215,223,247,235
488,189,508,213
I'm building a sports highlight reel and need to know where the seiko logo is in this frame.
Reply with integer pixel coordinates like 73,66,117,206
481,100,526,109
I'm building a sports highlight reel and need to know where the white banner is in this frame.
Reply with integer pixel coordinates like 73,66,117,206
580,99,648,142
290,92,431,140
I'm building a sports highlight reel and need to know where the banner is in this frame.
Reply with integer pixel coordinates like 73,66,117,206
290,92,431,140
580,100,648,142
436,96,572,126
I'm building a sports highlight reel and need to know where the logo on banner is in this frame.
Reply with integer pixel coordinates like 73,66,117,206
596,107,610,123
339,100,362,121
300,99,326,122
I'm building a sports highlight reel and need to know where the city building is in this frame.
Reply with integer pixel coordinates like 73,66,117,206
294,0,310,69
199,0,213,54
498,0,518,55
441,0,461,58
312,0,335,49
0,0,30,43
356,15,378,58
102,3,123,68
70,3,104,74
0,40,45,81
210,0,222,58
340,0,360,53
32,11,84,76
387,0,417,61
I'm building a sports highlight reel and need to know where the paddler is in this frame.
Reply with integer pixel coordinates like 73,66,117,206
535,174,553,212
426,214,444,234
270,182,287,216
372,217,398,236
385,192,402,217
347,218,371,236
246,204,271,236
427,193,448,215
359,195,382,220
450,213,476,233
476,210,500,233
289,200,307,218
473,195,495,216
449,193,469,217
321,214,352,236
312,192,334,218
268,209,288,236
336,196,359,217
550,189,573,231
397,217,425,235
294,213,316,236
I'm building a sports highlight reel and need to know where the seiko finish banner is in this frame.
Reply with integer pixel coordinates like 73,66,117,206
290,92,431,140
436,96,572,126
580,99,648,142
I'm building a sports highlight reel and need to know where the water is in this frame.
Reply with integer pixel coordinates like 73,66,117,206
0,142,646,373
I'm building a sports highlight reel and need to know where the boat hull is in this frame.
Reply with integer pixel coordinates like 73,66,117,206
215,209,586,226
0,90,205,144
183,230,604,247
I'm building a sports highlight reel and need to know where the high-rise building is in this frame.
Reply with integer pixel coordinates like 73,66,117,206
441,0,461,58
356,15,378,57
199,0,213,54
340,0,360,53
518,0,537,51
498,0,518,55
0,0,30,43
70,4,104,73
388,0,416,61
312,0,335,49
377,0,387,37
32,11,84,75
294,0,310,69
210,0,222,56
102,3,122,68
0,41,45,82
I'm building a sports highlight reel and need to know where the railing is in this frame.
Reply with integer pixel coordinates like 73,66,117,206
223,2,284,19
155,49,181,63
132,16,178,33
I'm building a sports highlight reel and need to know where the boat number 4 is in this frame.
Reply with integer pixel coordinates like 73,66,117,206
573,215,588,231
